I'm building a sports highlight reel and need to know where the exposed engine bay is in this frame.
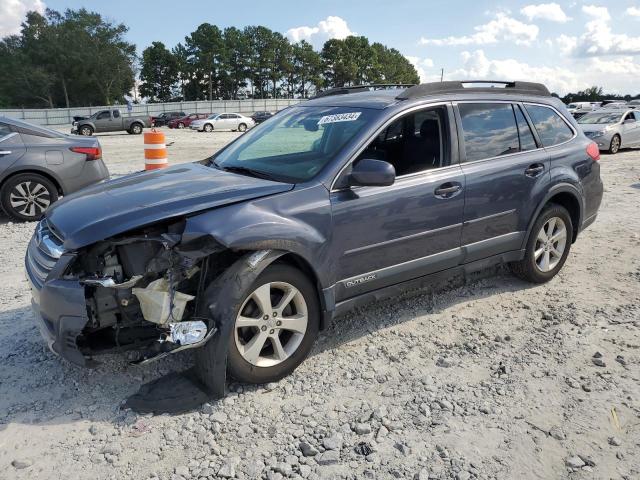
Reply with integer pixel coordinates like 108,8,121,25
69,220,238,365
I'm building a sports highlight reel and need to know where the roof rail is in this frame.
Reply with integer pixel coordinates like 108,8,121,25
396,80,551,100
312,84,416,99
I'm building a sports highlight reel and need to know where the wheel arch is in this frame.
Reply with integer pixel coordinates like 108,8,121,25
524,183,583,247
276,251,330,330
0,168,65,196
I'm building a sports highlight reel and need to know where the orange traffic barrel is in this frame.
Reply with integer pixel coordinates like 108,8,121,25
144,129,168,170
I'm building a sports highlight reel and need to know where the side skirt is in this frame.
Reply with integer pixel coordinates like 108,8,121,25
329,249,524,319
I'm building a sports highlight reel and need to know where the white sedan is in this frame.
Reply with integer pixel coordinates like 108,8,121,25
190,113,255,132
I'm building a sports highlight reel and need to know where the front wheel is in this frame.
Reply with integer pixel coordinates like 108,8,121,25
608,134,621,154
237,123,247,132
79,125,93,136
226,264,319,384
510,204,573,283
129,123,143,135
177,122,185,129
203,123,213,132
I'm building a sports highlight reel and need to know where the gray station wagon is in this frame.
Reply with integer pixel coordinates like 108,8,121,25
26,81,603,399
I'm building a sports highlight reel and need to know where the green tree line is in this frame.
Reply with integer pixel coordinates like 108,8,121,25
141,24,419,102
0,7,419,108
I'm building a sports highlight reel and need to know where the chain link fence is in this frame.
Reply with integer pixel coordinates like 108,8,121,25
0,99,303,126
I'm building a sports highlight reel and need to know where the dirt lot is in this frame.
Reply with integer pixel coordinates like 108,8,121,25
0,128,638,480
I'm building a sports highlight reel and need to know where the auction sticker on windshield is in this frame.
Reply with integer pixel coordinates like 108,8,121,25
318,112,362,125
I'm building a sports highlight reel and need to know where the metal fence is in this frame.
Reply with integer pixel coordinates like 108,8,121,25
0,99,303,126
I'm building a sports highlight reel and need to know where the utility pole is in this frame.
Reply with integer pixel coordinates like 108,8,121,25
440,68,444,82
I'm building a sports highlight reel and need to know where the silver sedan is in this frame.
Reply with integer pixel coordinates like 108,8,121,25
0,116,109,221
190,113,255,132
578,109,640,154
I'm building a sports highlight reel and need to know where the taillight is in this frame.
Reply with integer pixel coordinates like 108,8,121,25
586,142,600,161
70,146,102,161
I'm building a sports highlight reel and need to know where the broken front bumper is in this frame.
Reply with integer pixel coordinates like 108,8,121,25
26,235,90,367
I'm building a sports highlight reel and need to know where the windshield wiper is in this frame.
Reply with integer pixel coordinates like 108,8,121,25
220,165,280,182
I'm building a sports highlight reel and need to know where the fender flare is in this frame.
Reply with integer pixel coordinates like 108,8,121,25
522,183,584,249
194,249,286,398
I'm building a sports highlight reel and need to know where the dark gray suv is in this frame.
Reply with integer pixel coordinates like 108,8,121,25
25,81,603,397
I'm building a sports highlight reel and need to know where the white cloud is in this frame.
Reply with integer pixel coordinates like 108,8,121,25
582,4,610,21
555,34,578,54
448,49,583,94
419,13,539,47
626,6,640,17
562,5,640,56
521,3,571,22
286,16,354,49
0,0,45,38
440,49,640,95
406,56,436,82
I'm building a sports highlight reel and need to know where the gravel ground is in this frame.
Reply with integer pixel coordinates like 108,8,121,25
0,129,639,480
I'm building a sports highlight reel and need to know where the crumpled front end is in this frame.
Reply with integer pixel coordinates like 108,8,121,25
25,218,226,367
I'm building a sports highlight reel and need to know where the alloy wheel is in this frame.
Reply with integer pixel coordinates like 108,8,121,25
610,135,620,154
9,181,51,217
234,281,308,367
534,217,567,272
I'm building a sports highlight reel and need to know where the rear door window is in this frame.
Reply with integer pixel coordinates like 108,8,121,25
458,103,520,162
524,105,574,146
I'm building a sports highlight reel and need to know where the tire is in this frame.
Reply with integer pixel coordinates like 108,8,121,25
203,123,213,132
129,123,143,135
608,134,621,154
237,123,247,132
178,122,185,129
510,204,573,283
79,125,93,136
226,264,320,384
0,173,59,221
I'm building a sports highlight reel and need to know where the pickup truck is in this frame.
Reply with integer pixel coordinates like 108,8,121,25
71,109,152,136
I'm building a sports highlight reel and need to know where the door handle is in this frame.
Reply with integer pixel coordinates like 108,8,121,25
525,164,545,177
434,182,462,198
0,151,12,155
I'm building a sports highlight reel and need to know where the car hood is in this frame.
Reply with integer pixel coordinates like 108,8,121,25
46,163,293,250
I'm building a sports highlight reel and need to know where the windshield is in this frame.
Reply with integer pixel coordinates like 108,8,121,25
212,105,377,182
578,112,623,124
207,113,219,119
568,104,578,109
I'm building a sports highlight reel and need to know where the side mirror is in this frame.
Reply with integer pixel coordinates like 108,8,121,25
349,159,396,187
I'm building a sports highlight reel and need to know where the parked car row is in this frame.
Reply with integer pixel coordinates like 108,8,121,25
578,108,640,154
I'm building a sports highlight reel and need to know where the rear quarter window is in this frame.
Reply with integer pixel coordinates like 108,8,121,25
525,105,574,146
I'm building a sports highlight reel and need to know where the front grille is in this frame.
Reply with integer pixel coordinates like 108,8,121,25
25,219,64,290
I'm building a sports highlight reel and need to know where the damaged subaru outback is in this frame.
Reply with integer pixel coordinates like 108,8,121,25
26,81,603,398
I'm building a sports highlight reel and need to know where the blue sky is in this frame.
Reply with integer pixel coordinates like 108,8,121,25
3,0,640,94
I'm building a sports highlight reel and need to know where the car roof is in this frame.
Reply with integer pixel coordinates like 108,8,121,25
304,81,556,110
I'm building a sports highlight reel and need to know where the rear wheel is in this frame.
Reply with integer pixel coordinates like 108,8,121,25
237,123,247,132
510,204,572,283
226,264,319,384
203,123,213,132
608,134,621,154
1,173,58,221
